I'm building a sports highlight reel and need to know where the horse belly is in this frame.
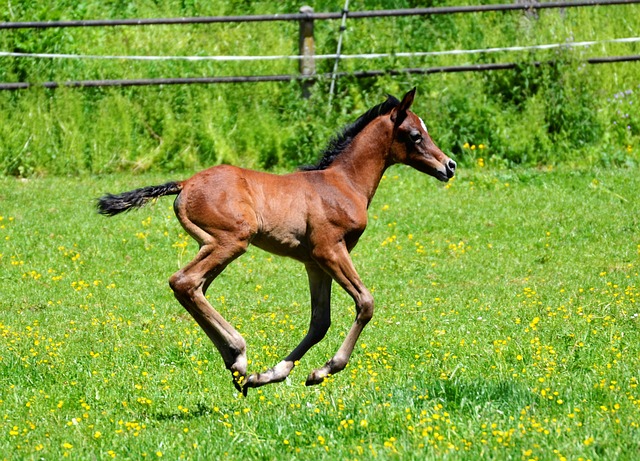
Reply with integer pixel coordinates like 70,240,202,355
251,225,311,262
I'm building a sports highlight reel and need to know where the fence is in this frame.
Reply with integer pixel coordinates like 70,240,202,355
1,0,640,92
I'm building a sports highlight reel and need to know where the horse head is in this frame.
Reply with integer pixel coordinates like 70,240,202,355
389,88,456,182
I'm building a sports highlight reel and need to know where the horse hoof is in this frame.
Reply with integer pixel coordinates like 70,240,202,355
305,371,325,386
232,371,248,395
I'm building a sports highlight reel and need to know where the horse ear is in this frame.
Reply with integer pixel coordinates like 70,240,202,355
399,87,416,111
391,87,416,127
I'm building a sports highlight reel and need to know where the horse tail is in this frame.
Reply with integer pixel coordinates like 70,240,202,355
97,181,183,216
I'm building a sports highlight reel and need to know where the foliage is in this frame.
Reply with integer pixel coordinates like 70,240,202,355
1,164,639,459
0,1,639,175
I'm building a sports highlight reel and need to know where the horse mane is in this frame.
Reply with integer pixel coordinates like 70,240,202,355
300,94,401,171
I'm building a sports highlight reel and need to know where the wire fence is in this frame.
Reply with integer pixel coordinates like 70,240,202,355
2,0,640,29
1,1,640,91
3,36,640,62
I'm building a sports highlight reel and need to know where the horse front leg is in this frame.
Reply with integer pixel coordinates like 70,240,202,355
306,243,374,386
169,242,249,392
243,263,332,392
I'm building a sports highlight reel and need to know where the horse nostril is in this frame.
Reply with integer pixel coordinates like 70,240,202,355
447,159,457,171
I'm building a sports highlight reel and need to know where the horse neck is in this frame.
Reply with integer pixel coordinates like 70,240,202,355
328,117,393,206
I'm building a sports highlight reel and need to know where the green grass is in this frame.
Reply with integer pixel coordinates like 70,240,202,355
1,163,639,459
1,1,639,173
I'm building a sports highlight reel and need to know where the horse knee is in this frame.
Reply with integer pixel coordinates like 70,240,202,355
317,317,331,337
308,317,331,345
169,271,197,299
357,292,374,325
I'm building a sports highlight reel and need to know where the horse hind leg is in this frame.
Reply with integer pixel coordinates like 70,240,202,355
169,239,249,391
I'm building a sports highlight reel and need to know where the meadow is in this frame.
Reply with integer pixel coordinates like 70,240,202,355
1,162,639,460
1,0,639,174
1,1,640,459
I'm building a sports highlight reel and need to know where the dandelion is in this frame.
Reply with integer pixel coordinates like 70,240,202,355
529,317,540,329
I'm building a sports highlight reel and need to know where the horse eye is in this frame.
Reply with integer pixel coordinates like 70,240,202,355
409,131,422,144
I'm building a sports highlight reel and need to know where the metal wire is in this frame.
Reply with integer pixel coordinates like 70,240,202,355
1,0,639,29
328,0,350,105
2,54,638,91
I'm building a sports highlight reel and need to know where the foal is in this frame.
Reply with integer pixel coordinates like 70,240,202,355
98,88,456,394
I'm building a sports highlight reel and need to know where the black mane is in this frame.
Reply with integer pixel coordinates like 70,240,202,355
300,94,401,171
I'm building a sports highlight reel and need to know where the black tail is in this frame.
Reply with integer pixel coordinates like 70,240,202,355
97,181,182,216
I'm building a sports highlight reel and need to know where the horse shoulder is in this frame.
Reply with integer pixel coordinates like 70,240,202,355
299,170,368,245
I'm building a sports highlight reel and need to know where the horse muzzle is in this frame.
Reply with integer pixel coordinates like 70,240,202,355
435,158,456,182
445,159,457,179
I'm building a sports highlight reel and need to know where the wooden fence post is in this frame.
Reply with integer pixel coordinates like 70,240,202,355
299,5,315,98
516,0,539,19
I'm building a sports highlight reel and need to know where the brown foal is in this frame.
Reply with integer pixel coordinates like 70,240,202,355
97,88,456,394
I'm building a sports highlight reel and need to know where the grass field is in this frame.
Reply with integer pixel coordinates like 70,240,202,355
2,1,639,174
1,163,639,460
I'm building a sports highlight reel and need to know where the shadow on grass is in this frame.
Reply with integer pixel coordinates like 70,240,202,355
152,402,213,422
424,377,538,414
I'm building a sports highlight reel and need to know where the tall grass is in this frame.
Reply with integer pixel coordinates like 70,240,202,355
1,1,639,175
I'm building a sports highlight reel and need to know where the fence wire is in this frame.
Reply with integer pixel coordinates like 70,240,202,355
1,1,639,91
